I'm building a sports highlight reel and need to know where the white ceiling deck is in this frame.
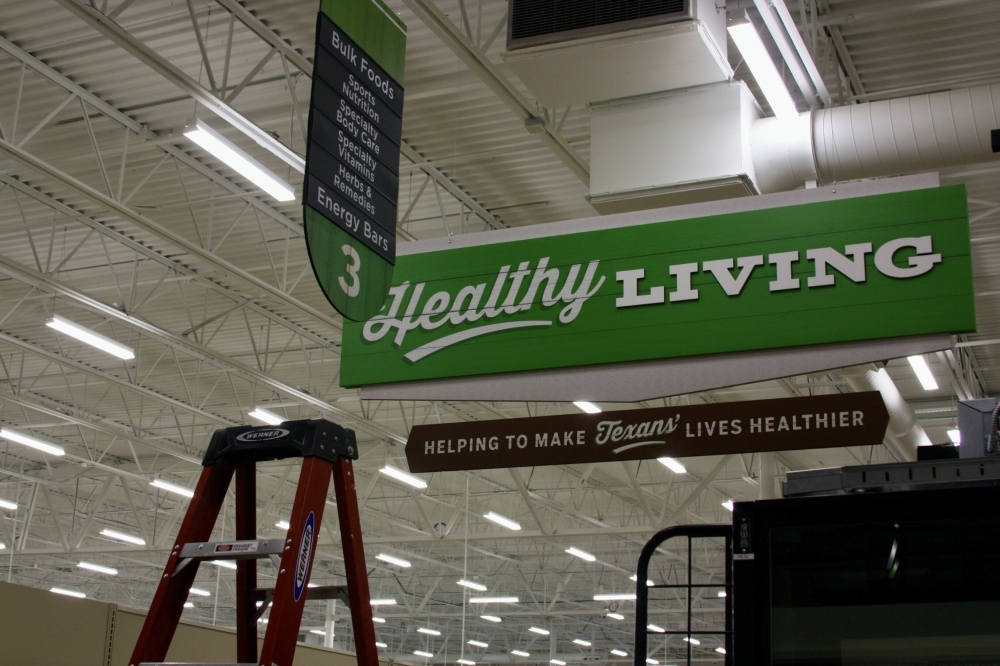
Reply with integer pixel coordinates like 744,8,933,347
0,0,998,662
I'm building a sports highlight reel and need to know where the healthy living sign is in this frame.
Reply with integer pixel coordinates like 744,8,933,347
341,186,974,388
405,393,890,473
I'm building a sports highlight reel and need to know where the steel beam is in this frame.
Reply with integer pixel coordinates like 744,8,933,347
0,253,406,445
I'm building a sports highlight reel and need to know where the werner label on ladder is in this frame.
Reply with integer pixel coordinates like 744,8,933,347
129,419,379,666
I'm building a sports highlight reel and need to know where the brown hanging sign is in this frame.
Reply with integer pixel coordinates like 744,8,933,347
404,392,890,473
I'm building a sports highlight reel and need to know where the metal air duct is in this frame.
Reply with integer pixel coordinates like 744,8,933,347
752,83,1000,193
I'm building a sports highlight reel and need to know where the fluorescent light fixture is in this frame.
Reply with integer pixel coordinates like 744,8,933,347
380,465,428,489
51,587,86,598
459,660,477,665
715,648,727,655
189,587,211,597
683,637,700,645
573,401,601,414
566,547,596,562
468,640,489,648
373,617,386,623
511,651,530,658
258,617,269,623
276,520,291,530
151,479,194,498
948,429,961,444
722,500,735,512
551,660,566,665
458,579,488,591
907,355,939,391
480,615,502,623
100,528,145,546
414,651,435,658
184,119,295,202
0,543,5,550
529,627,550,635
376,642,388,648
607,613,625,620
595,593,636,601
573,639,591,647
311,630,327,636
249,407,285,425
0,429,65,456
211,559,237,570
46,314,135,360
184,601,194,608
78,562,117,575
0,499,16,511
657,457,686,474
727,16,799,121
611,650,628,657
370,598,397,606
377,553,412,568
470,596,518,604
647,624,665,633
418,628,442,636
484,511,521,531
718,591,727,597
647,660,659,665
630,574,655,586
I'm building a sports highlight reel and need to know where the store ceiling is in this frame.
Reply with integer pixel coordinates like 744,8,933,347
0,0,997,661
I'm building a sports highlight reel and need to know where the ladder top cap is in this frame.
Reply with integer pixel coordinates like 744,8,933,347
202,419,357,467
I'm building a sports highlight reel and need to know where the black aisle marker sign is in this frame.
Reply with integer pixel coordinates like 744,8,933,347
305,2,405,322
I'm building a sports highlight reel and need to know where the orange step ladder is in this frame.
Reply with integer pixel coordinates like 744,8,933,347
129,419,377,666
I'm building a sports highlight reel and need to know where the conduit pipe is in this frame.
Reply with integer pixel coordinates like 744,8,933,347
842,365,931,462
752,82,1000,193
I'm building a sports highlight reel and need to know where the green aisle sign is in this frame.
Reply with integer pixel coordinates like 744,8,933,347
340,185,975,388
305,0,406,321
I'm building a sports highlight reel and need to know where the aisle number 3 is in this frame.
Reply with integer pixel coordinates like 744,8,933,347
338,245,361,297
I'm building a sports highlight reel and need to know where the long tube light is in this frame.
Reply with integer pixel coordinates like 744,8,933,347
414,651,435,658
458,579,488,591
573,401,602,414
1,428,66,456
511,651,530,658
100,528,146,546
657,457,686,474
418,627,441,636
375,642,388,648
470,596,519,604
51,587,86,598
46,315,135,360
78,561,118,575
189,587,212,597
630,574,655,586
373,617,386,623
752,0,816,105
948,429,961,444
151,479,194,498
376,553,412,568
483,511,521,530
249,407,285,425
458,660,477,665
907,355,939,391
211,559,238,570
573,639,591,647
728,15,799,121
183,119,295,202
379,465,428,489
647,624,665,633
611,650,629,657
566,547,596,562
594,593,636,601
529,627,550,635
480,615,502,623
276,520,291,530
0,499,17,511
607,613,625,620
370,598,397,606
468,640,489,648
722,500,735,512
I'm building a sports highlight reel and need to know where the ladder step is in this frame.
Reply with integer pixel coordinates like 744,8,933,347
253,585,349,603
179,539,284,560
